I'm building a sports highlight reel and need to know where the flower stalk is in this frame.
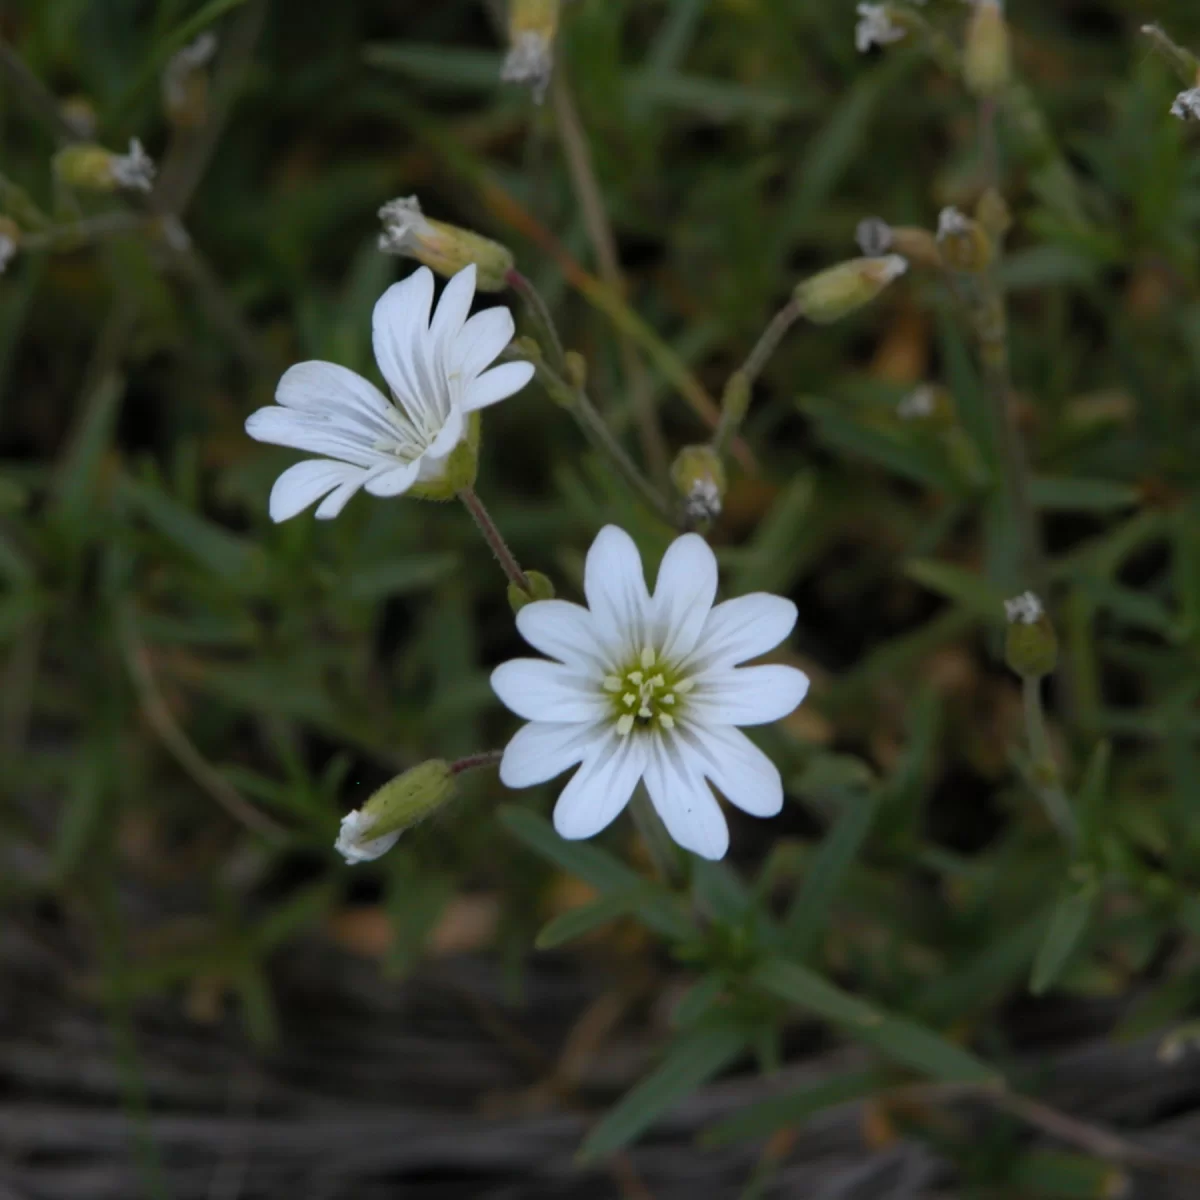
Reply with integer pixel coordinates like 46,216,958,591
458,485,532,594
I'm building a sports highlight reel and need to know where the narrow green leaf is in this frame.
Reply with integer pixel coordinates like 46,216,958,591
535,886,658,949
1075,741,1110,848
53,756,107,879
784,788,883,957
346,554,461,600
671,974,725,1028
702,1068,887,1147
691,860,751,925
1009,1149,1127,1198
905,559,1008,622
1030,476,1139,512
753,958,998,1083
53,373,124,526
578,1025,746,1162
1030,883,1098,995
499,807,693,941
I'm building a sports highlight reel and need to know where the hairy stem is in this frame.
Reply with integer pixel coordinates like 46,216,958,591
458,486,531,594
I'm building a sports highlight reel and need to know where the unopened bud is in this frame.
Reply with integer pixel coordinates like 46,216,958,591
963,0,1010,98
409,412,481,501
888,227,942,270
0,217,20,275
163,32,218,129
335,760,456,864
378,196,514,292
937,207,992,273
721,371,751,427
1004,592,1058,678
1171,89,1200,121
793,255,908,324
54,139,156,194
975,188,1012,242
508,569,557,614
855,4,907,54
564,350,587,391
501,0,560,103
855,216,894,256
671,445,726,525
897,383,955,427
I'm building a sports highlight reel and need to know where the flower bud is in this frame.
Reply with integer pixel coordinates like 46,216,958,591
54,139,156,194
564,350,588,391
1171,89,1200,121
671,445,726,525
793,255,908,324
0,217,20,275
501,0,560,103
1004,592,1058,679
408,412,480,502
508,569,557,614
936,207,992,273
378,196,515,292
963,0,1010,98
855,216,894,257
163,32,218,129
975,188,1012,242
336,760,456,864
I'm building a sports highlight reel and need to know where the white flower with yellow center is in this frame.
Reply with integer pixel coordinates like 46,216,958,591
245,265,534,521
492,526,810,860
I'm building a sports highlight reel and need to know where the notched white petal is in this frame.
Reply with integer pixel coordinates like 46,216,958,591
491,659,610,723
689,593,798,670
652,532,718,660
268,459,366,523
499,720,604,788
336,810,402,864
690,664,811,726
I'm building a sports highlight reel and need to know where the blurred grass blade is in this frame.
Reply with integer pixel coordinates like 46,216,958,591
499,807,693,940
535,885,659,949
753,957,998,1083
905,558,1008,622
578,1025,746,1162
1030,476,1139,512
784,787,882,957
1030,880,1097,995
53,373,124,527
702,1068,888,1147
691,860,751,925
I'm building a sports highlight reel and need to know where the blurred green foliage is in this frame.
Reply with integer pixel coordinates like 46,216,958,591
6,0,1200,1191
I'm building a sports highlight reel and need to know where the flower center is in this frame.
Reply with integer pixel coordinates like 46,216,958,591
602,645,693,737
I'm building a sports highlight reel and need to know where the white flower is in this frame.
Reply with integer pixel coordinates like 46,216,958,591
492,526,810,860
856,4,907,53
1171,89,1200,121
335,810,401,864
110,138,156,192
1004,591,1043,624
245,265,535,521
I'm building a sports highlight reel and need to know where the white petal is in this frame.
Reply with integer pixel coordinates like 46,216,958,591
688,594,798,670
675,723,782,817
430,264,476,357
643,735,728,860
373,268,436,415
584,525,650,658
268,459,367,522
516,600,613,672
421,404,465,461
499,720,605,788
450,307,515,383
245,406,382,468
689,664,811,726
491,659,610,723
652,533,718,660
336,810,402,864
461,360,535,412
552,730,648,840
363,460,421,498
275,360,411,445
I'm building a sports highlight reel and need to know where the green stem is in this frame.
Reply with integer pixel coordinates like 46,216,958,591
1023,675,1077,849
458,486,531,594
507,267,567,374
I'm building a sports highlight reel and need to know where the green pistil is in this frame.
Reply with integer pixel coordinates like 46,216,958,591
603,645,693,737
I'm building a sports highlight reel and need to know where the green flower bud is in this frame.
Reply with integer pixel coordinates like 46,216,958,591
54,139,155,194
407,412,481,502
964,0,1010,98
793,255,908,324
564,350,588,391
1004,592,1058,679
936,207,992,274
670,444,726,525
378,196,515,292
508,569,556,614
335,760,456,864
